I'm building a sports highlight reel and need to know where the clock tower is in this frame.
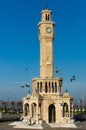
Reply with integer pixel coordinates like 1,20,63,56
32,7,62,95
23,7,74,125
38,8,55,78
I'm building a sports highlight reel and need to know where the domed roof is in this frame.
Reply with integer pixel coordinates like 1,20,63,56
25,94,31,98
31,92,42,98
63,92,70,98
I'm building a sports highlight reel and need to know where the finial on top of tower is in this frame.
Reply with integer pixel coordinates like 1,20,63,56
66,89,68,93
41,5,52,14
45,5,48,10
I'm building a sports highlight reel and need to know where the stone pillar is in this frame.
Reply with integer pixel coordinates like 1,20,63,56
42,82,45,93
71,103,74,118
29,104,31,118
61,105,63,117
36,104,39,124
69,102,71,118
23,103,25,116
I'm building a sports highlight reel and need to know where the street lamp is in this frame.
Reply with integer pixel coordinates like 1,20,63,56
79,99,82,114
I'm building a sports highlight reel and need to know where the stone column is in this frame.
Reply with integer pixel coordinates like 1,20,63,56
29,104,31,118
23,103,25,116
35,103,39,124
69,102,70,118
71,103,74,118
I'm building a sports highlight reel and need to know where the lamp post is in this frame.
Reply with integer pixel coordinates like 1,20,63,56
80,99,82,114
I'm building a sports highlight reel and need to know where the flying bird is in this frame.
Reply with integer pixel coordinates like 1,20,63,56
70,75,76,82
21,83,25,88
26,83,30,88
56,68,61,74
25,67,28,71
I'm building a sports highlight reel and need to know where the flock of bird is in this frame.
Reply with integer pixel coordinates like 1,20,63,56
56,68,76,82
19,67,76,94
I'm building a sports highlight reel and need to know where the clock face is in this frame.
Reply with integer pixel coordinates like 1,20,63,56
46,27,52,33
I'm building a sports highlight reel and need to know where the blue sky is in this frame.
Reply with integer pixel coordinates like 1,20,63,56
0,0,86,104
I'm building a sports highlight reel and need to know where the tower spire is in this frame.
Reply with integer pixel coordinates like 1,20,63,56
45,5,48,10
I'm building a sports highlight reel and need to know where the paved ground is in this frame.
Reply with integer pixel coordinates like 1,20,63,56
0,121,86,130
0,114,86,130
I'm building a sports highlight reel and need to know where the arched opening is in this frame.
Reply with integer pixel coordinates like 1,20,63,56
63,103,69,117
48,14,50,20
40,82,42,92
32,103,36,118
24,103,29,116
48,104,55,123
49,82,51,93
45,82,47,93
55,82,57,93
46,14,48,21
37,82,39,93
45,14,50,21
39,103,42,119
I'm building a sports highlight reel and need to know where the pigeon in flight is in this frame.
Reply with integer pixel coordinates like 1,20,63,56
21,84,25,88
56,68,61,74
26,83,30,88
25,67,28,71
70,75,76,82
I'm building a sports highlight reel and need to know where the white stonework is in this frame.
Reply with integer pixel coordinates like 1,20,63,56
22,7,75,127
